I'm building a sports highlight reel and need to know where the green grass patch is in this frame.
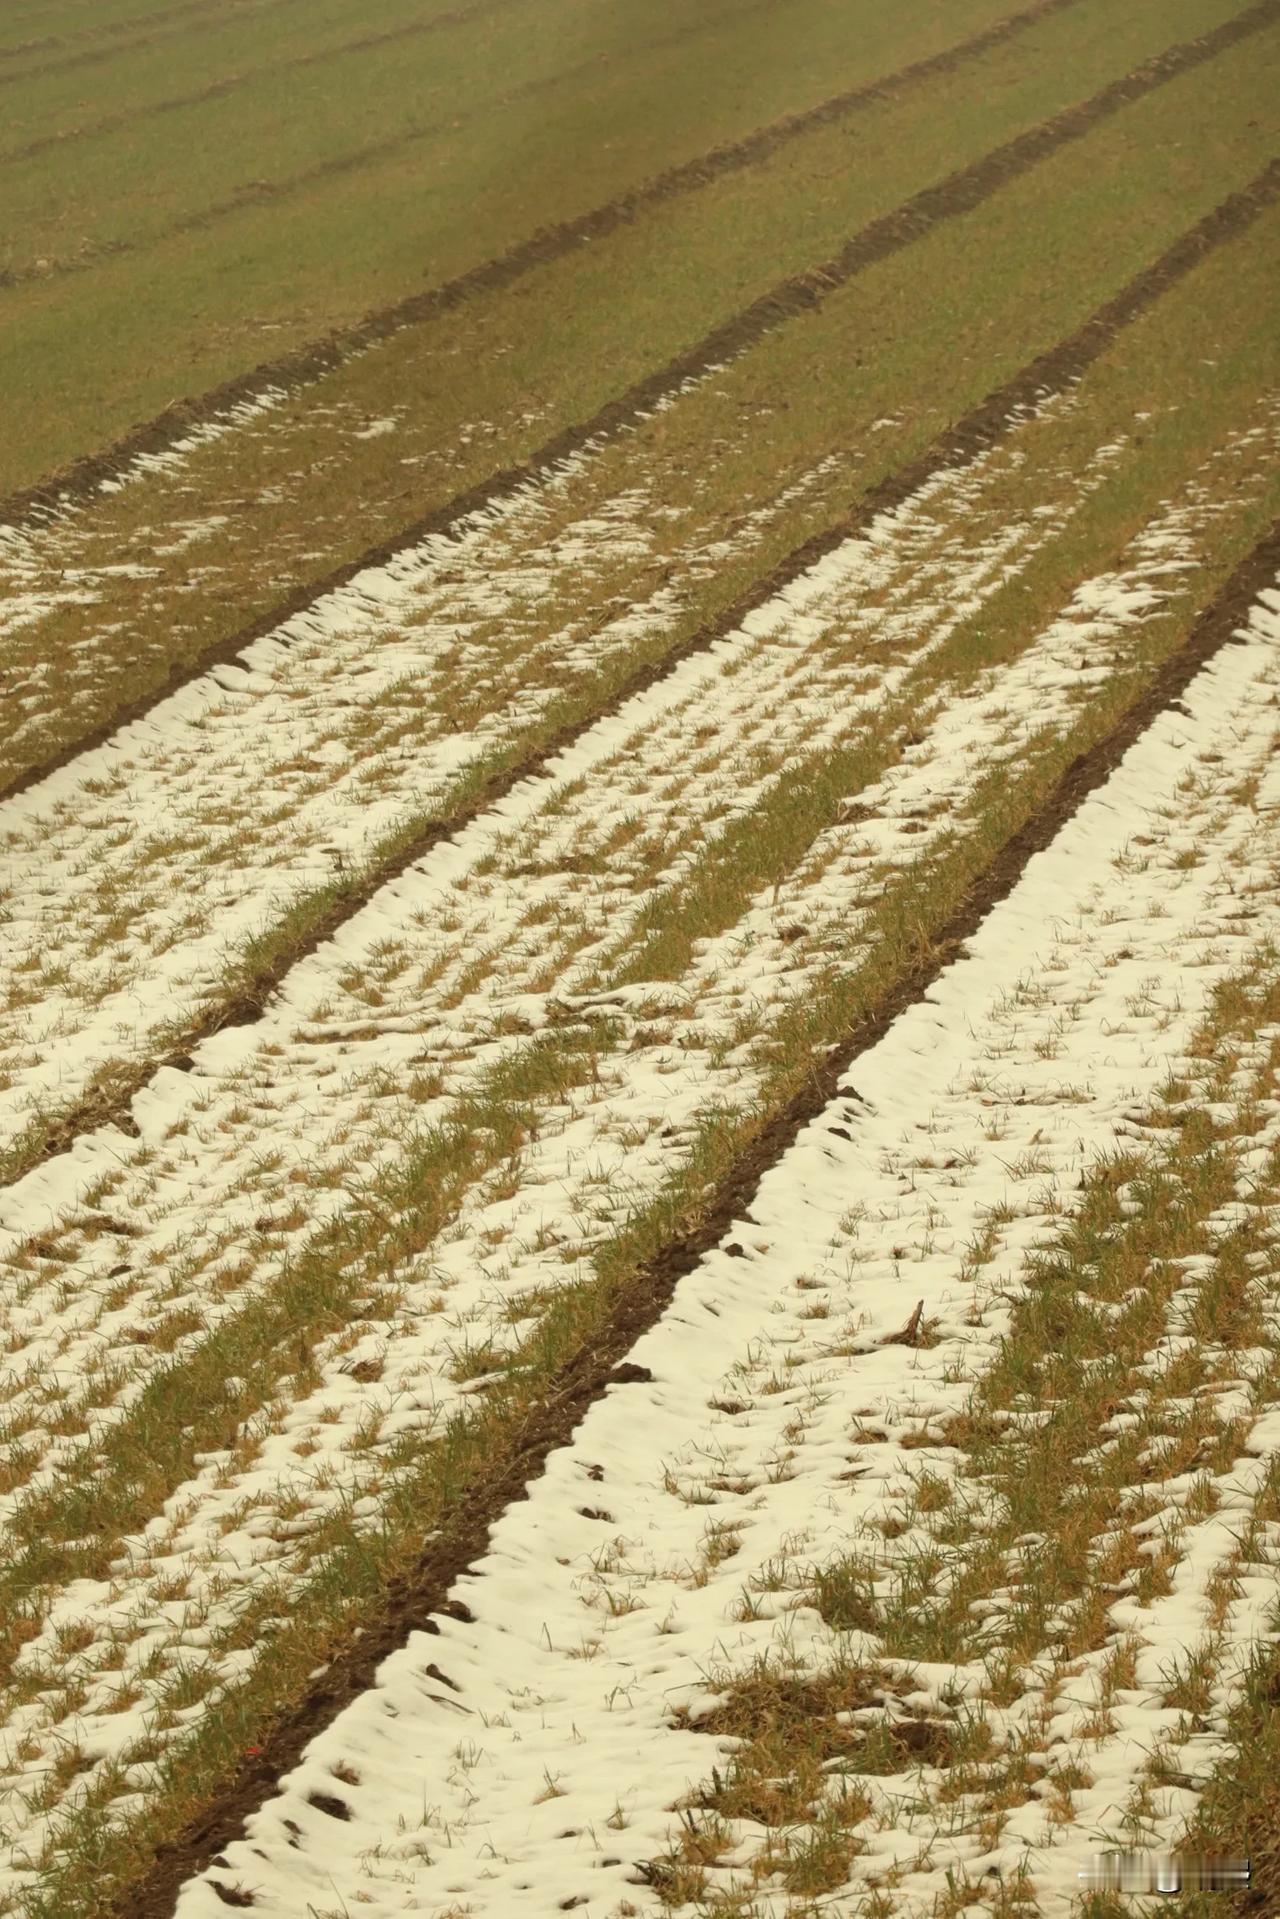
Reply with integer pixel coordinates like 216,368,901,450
4,25,1277,789
0,0,1077,489
809,969,1280,1673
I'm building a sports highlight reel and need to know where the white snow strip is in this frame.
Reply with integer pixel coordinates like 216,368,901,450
0,443,826,1136
0,418,1233,1505
0,388,291,541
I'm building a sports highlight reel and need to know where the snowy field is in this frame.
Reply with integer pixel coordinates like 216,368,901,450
1,427,1278,1910
3,8,1280,1908
170,586,1280,1917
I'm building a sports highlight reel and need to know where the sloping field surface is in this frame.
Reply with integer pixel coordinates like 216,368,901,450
1,2,1278,1916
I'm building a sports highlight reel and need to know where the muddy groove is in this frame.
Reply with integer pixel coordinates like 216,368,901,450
109,502,1280,1919
0,0,1100,504
7,158,1278,1196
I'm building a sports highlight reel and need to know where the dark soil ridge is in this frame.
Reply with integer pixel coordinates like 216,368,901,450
114,508,1280,1919
8,157,1278,1194
0,0,1093,510
2,3,1269,813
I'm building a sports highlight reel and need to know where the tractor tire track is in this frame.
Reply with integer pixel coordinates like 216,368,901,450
5,162,1276,1189
108,506,1280,1919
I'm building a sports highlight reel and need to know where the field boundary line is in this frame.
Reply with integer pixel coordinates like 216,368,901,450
99,509,1280,1919
4,159,1277,1195
0,0,1122,508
